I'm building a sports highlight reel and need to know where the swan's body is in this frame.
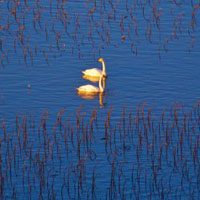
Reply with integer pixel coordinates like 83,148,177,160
77,75,104,94
82,58,107,77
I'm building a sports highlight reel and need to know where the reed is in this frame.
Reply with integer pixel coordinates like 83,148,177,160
0,0,199,67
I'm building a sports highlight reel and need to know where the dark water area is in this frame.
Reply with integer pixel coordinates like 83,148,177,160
0,0,200,199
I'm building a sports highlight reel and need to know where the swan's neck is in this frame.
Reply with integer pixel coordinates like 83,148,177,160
99,76,104,92
101,61,106,75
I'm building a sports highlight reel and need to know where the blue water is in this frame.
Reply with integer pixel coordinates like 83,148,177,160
0,0,200,199
0,1,199,117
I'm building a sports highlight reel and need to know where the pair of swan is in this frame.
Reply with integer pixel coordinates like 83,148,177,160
77,58,107,94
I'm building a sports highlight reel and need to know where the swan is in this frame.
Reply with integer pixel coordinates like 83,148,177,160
82,58,107,78
77,75,104,94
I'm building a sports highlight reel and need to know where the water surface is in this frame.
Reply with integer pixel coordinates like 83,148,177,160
0,0,200,199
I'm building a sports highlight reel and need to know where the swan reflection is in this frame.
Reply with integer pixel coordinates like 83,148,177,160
78,91,105,107
82,75,106,90
82,75,100,83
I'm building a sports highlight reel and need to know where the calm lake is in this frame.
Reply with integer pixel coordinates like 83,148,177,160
0,0,200,199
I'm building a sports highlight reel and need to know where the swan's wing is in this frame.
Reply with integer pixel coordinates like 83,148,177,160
82,68,102,77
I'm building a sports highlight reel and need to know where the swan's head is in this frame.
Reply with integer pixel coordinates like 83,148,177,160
98,58,104,63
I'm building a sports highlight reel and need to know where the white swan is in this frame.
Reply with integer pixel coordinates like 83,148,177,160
77,75,104,94
82,58,107,77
